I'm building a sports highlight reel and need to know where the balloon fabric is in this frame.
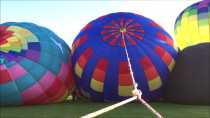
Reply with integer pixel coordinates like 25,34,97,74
164,43,210,105
175,0,210,50
0,22,75,106
72,12,177,102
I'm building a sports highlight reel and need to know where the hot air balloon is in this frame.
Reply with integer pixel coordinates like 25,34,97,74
0,22,74,106
164,43,210,105
175,0,210,50
72,12,177,102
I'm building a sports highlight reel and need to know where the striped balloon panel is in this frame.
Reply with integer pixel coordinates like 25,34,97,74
90,58,108,92
118,61,133,97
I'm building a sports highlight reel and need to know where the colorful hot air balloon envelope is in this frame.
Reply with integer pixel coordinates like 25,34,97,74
72,12,177,102
175,0,210,50
0,22,75,106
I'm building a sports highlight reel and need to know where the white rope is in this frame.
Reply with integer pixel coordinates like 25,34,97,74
121,31,138,90
80,30,164,118
80,96,163,118
121,31,163,118
139,98,163,118
81,96,137,118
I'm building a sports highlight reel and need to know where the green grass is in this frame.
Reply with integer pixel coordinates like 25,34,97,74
0,101,209,118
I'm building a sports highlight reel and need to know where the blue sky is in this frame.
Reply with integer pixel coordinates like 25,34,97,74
1,0,199,46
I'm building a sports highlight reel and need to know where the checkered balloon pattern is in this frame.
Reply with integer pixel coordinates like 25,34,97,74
72,12,177,102
0,22,74,105
175,0,210,50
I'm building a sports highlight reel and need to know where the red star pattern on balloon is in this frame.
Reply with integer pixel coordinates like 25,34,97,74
101,18,145,47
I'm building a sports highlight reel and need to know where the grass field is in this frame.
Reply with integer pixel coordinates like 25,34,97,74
0,101,209,118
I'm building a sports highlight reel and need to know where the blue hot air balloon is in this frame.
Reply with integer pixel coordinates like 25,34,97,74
0,22,75,105
72,12,177,102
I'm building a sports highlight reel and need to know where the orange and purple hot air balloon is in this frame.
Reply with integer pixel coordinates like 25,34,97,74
0,22,75,105
72,12,177,102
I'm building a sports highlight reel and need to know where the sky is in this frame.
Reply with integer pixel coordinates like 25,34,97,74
1,0,200,46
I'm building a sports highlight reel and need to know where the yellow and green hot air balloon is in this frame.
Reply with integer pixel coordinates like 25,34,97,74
175,0,210,50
